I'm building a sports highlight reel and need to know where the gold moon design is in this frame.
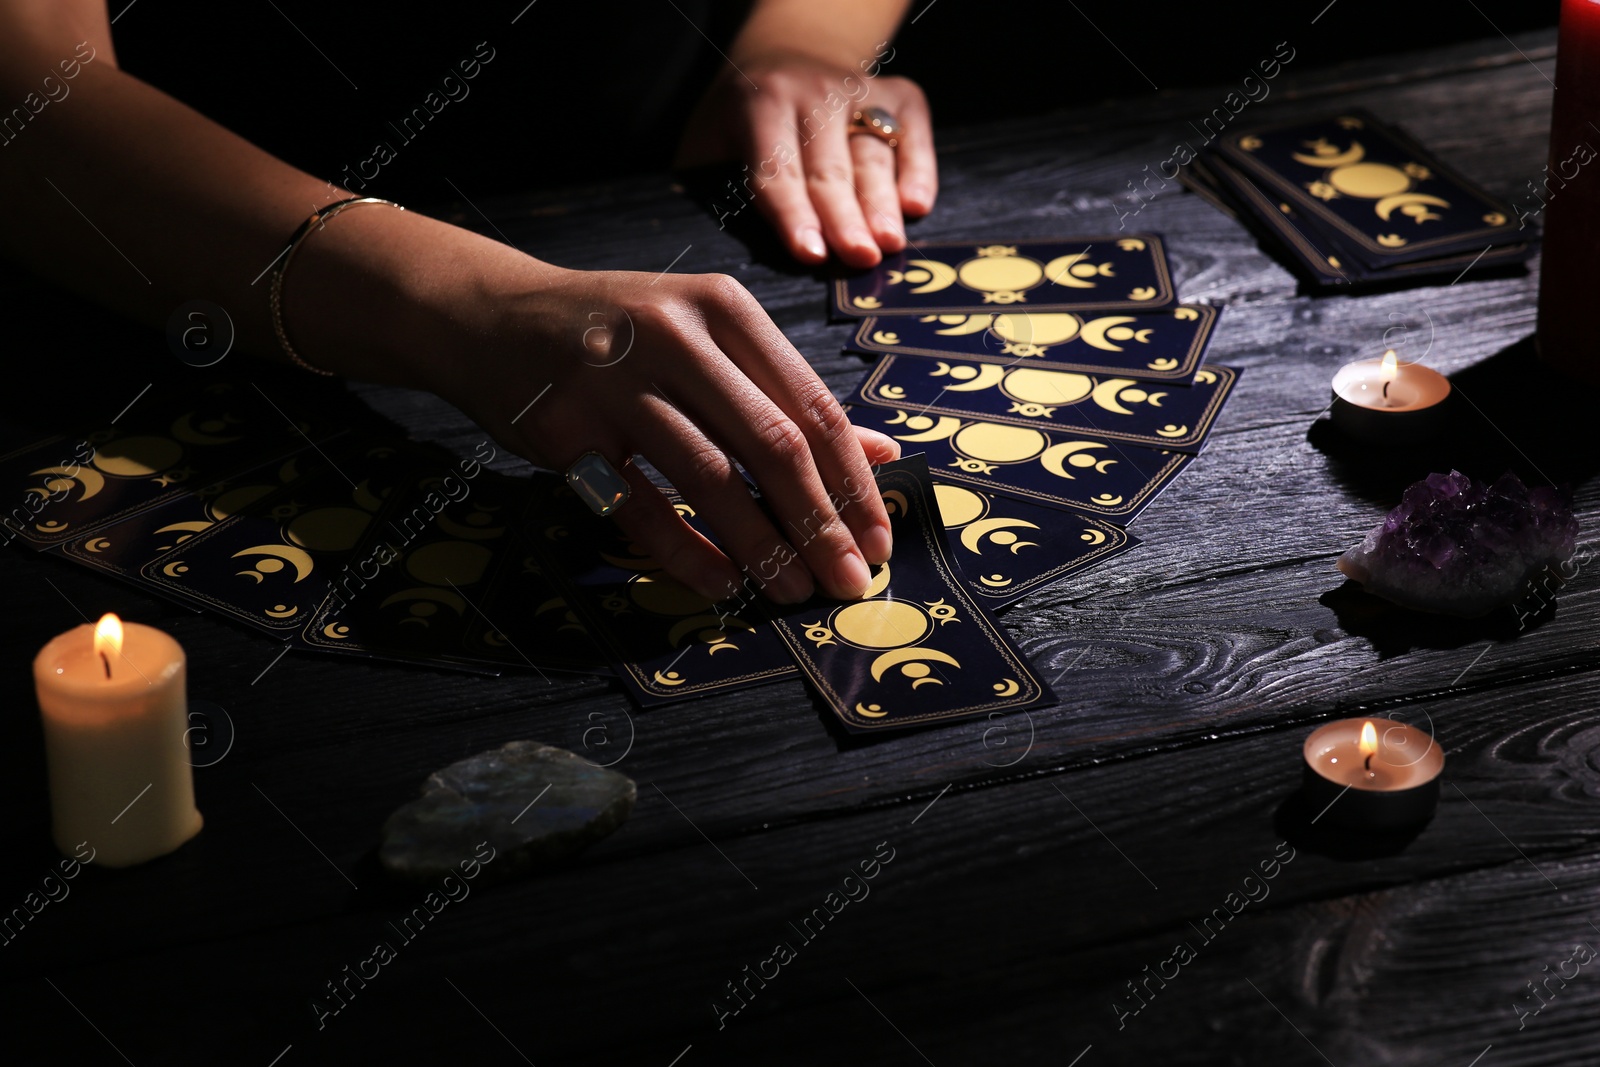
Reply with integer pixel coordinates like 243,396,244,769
377,588,467,614
952,424,1047,463
993,678,1021,697
960,517,1041,554
629,571,714,616
881,489,910,518
932,315,995,336
1374,192,1451,220
322,623,351,639
435,513,506,540
209,484,275,519
1002,369,1093,405
84,537,111,553
892,415,963,442
869,646,961,682
406,541,493,586
1079,316,1138,352
28,465,106,502
230,544,315,582
862,562,894,599
1091,378,1142,415
162,560,189,577
1290,141,1365,168
1039,441,1108,479
286,507,371,553
833,599,929,648
170,413,242,446
92,436,184,477
1328,161,1411,198
854,702,887,718
1091,493,1124,506
1156,424,1190,438
1081,528,1107,545
933,483,988,528
666,615,752,648
941,364,1008,392
906,259,958,293
991,313,1081,346
959,255,1043,293
980,575,1013,588
1042,254,1097,289
653,670,687,687
154,520,211,545
264,604,299,619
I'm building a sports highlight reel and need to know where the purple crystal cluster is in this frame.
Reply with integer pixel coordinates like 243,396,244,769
1338,471,1579,617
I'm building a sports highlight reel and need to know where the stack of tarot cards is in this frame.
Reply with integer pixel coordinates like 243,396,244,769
1185,109,1533,289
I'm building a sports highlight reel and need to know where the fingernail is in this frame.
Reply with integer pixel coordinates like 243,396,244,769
799,228,826,259
858,426,901,461
833,551,873,599
860,523,893,566
904,185,930,209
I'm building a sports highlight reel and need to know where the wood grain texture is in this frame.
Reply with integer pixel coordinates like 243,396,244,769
1,26,1596,1067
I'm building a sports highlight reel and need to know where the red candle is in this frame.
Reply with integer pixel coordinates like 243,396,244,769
1537,0,1600,383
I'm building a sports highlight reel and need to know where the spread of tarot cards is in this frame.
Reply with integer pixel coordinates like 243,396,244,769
2,233,1234,735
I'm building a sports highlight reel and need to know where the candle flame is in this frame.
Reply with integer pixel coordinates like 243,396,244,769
1380,349,1399,381
1359,720,1378,759
94,613,124,662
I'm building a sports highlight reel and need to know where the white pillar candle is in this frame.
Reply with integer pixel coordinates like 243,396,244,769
33,614,202,867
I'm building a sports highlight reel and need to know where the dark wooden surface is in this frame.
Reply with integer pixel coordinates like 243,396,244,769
3,26,1596,1067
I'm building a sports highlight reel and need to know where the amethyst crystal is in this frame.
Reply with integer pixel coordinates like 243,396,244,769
1337,471,1579,617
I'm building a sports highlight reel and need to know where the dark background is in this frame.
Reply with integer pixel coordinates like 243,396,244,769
108,0,1560,208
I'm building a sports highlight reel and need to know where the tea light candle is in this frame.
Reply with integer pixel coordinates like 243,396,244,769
1330,349,1452,443
1302,717,1444,830
33,614,202,867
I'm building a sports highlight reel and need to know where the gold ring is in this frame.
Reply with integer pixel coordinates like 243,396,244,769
850,107,900,148
566,451,631,517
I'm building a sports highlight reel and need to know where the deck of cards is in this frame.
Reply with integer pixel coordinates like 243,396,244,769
4,231,1236,735
1186,110,1534,288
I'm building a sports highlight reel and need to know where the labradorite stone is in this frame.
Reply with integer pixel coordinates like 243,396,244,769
379,741,635,883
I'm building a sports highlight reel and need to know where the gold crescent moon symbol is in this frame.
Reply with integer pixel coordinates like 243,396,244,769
892,415,964,442
1290,140,1365,168
1081,528,1108,545
1091,378,1142,415
959,517,1041,554
862,561,893,599
322,623,351,639
170,412,242,446
980,574,1013,588
84,537,111,553
28,465,106,502
854,702,887,718
1079,316,1138,352
163,560,190,578
932,314,994,336
666,614,753,648
264,604,299,619
993,678,1021,697
870,646,961,683
941,364,1008,392
906,259,958,293
933,483,988,527
1374,192,1451,221
231,544,315,582
1042,254,1096,289
653,670,687,687
1039,440,1108,479
881,489,910,516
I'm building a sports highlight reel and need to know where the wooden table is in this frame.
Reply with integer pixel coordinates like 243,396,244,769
3,28,1594,1067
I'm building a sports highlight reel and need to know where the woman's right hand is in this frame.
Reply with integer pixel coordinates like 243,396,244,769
414,254,901,605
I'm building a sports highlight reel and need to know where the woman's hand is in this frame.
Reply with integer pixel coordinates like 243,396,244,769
676,49,937,268
412,250,901,605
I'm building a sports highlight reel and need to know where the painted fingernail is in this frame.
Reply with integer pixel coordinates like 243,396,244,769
799,228,826,259
833,551,873,599
860,523,893,566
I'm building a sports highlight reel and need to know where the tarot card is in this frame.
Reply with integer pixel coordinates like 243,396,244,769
932,481,1136,607
844,405,1191,521
1215,110,1522,267
833,236,1175,318
767,456,1055,732
0,381,340,550
532,480,797,705
847,304,1217,382
854,357,1237,453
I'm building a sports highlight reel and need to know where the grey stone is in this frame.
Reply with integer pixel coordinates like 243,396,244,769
379,741,635,884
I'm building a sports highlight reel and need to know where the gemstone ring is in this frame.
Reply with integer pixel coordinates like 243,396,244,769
566,451,631,517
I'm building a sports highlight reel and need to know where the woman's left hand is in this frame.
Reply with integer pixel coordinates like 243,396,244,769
676,49,937,268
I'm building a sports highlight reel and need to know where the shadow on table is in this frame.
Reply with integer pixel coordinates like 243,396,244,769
1318,580,1556,658
1273,790,1430,860
1308,334,1600,506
